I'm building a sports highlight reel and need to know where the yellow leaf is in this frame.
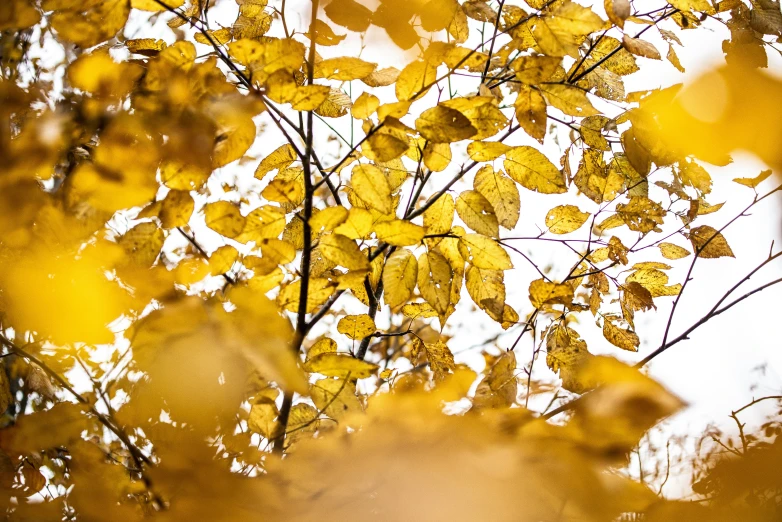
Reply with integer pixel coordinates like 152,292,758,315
159,190,194,229
473,165,520,230
68,51,143,97
351,164,393,214
538,84,600,117
424,340,456,381
456,190,499,237
204,201,246,238
194,27,232,46
504,146,567,194
465,265,506,321
304,353,379,378
418,251,453,317
440,96,508,140
324,0,373,31
423,142,452,172
626,268,681,297
401,302,438,319
396,59,438,101
314,57,377,81
458,234,512,270
546,324,593,394
132,0,184,10
529,279,574,308
310,206,349,233
375,220,425,247
361,66,401,87
307,337,338,360
687,225,735,259
262,178,304,205
545,204,590,234
259,238,296,264
351,92,380,119
423,193,455,248
290,85,332,111
383,248,418,308
666,43,685,73
337,314,377,340
0,403,86,454
248,401,280,439
236,205,286,244
0,0,40,30
416,105,477,143
602,318,640,352
658,242,691,260
277,277,336,313
733,169,773,189
513,55,561,84
311,377,361,420
467,141,513,161
319,232,370,270
126,37,167,56
255,144,297,180
209,245,240,275
334,207,374,240
679,160,712,195
515,84,548,142
50,0,129,48
622,35,661,60
120,222,165,267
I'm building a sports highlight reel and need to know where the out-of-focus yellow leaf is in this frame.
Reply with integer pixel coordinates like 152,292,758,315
1,246,130,344
324,0,373,31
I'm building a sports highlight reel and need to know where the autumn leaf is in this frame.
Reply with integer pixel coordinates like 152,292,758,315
687,225,735,259
545,205,590,234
